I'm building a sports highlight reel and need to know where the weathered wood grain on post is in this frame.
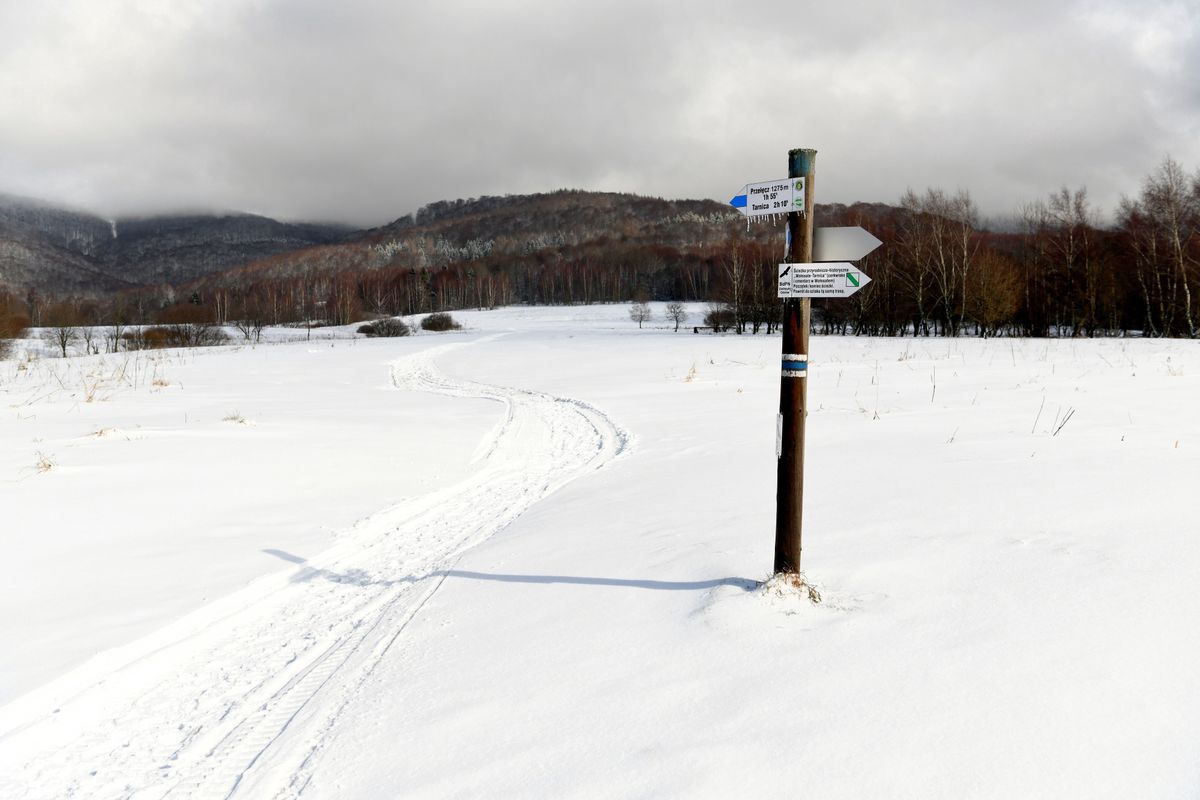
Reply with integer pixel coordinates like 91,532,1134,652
774,148,816,574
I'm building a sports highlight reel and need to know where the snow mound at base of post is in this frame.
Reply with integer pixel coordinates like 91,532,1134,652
759,572,823,605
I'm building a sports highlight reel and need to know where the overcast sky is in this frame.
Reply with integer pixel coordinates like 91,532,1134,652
1,0,1197,226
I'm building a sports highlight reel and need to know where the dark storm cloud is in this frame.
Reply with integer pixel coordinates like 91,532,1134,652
0,0,1197,225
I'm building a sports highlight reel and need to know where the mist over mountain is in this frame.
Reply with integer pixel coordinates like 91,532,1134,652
0,194,123,294
0,193,352,294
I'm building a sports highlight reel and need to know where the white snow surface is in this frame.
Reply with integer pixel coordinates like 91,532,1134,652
2,304,1198,798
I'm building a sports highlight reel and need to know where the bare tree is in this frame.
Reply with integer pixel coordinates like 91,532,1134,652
42,325,78,358
1042,186,1099,335
1119,156,1200,337
231,289,267,342
232,315,266,342
950,189,980,336
41,303,81,357
80,326,100,354
1017,199,1053,336
897,188,978,335
106,321,126,353
895,189,937,335
665,301,687,332
722,247,747,333
1144,157,1197,337
629,301,652,329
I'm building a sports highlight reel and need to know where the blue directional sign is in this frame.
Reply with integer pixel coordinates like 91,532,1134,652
729,177,805,217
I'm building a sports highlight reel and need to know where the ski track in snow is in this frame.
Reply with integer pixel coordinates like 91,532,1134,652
0,339,629,800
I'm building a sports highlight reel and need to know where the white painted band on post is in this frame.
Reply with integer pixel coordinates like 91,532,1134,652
782,352,808,378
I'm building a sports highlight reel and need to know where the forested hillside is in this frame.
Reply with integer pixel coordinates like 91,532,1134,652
3,155,1199,340
0,194,350,293
0,194,131,294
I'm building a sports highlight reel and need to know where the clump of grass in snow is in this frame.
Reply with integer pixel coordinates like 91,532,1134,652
759,572,822,604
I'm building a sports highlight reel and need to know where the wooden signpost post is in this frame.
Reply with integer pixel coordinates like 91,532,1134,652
738,148,881,576
773,149,816,574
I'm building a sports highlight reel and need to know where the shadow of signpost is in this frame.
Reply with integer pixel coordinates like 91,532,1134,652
262,548,415,588
440,570,758,592
262,549,757,593
262,548,307,565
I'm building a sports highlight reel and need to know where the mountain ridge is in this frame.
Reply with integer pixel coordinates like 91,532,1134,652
1,188,900,299
0,193,353,293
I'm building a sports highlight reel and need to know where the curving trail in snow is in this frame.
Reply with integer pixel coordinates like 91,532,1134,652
0,339,629,800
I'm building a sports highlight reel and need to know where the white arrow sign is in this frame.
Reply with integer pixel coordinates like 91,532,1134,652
730,177,806,217
778,263,872,298
813,226,883,262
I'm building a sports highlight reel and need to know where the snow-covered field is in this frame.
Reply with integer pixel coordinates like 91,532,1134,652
2,304,1198,798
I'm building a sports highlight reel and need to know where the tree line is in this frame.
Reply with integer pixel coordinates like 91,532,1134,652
2,155,1198,351
816,156,1197,337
